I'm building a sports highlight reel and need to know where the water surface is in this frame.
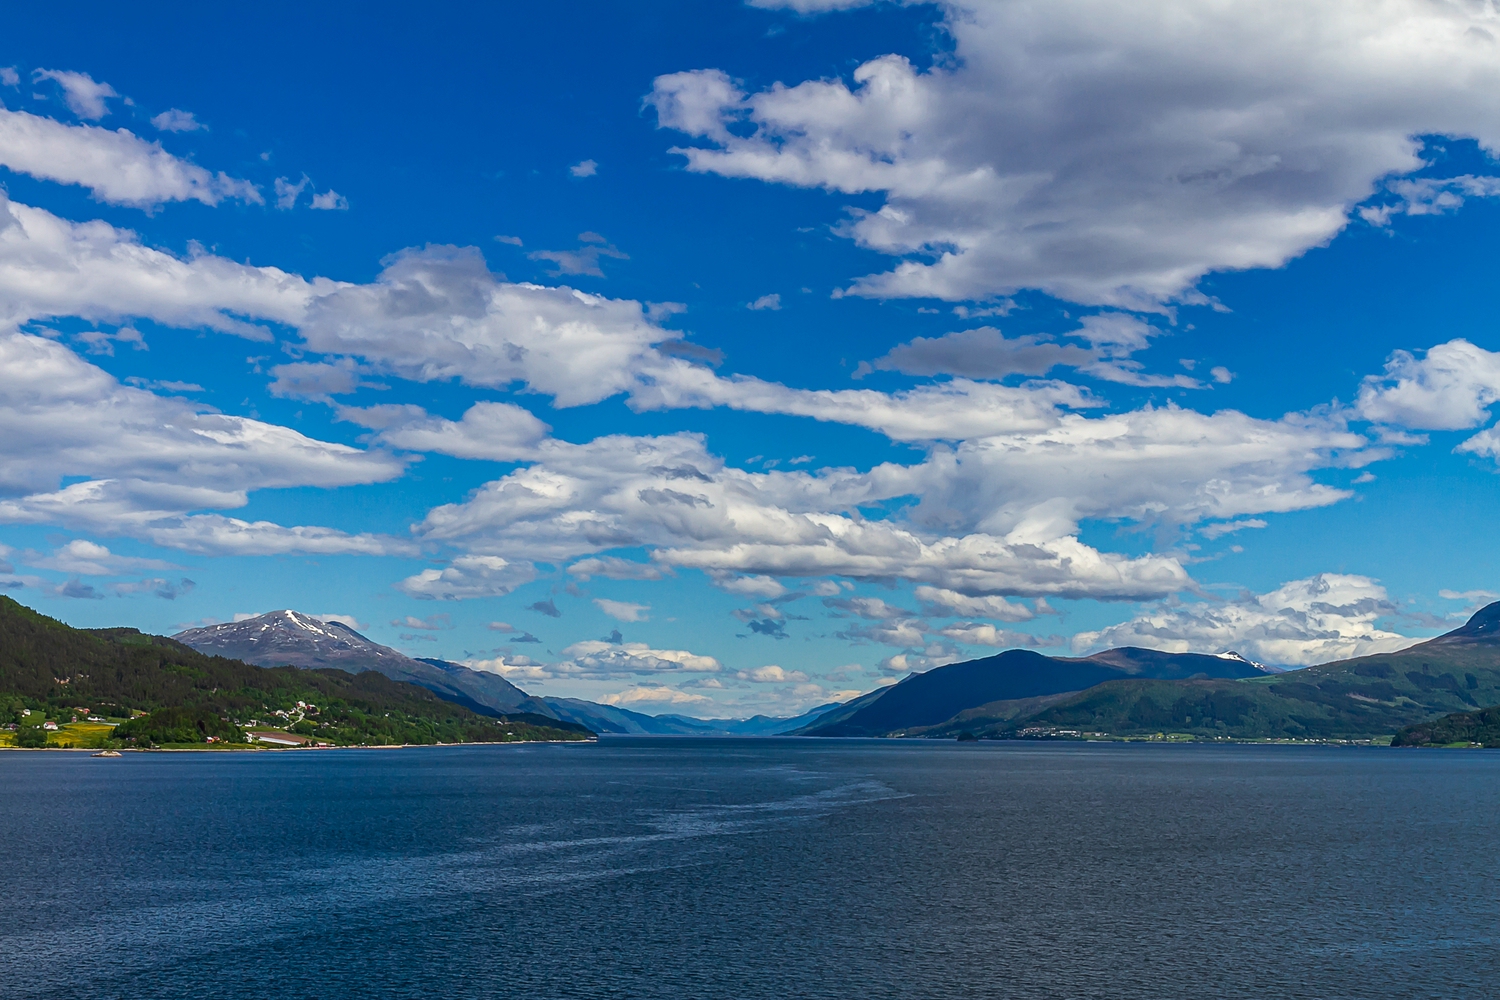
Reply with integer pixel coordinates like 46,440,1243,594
3,739,1497,999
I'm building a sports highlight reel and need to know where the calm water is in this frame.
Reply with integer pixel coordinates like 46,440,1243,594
3,739,1498,999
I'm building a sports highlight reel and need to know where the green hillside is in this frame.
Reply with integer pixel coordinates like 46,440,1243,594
1392,706,1500,748
0,598,590,748
917,603,1500,741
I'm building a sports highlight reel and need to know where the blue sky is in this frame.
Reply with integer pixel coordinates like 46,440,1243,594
3,0,1500,717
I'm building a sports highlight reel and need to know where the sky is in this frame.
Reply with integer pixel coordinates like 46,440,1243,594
2,0,1500,718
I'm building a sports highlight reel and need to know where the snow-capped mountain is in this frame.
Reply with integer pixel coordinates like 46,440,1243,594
173,611,555,719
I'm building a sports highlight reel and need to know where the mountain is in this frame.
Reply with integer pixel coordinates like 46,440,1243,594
934,603,1500,741
541,698,841,735
796,647,1267,737
0,597,589,746
1392,705,1500,747
173,612,558,720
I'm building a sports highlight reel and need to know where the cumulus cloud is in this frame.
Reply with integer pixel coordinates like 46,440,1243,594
150,109,204,133
1356,339,1500,431
568,556,671,581
1360,174,1500,226
1073,573,1421,666
736,664,810,683
275,175,309,210
913,585,1034,621
860,326,1094,380
570,159,598,178
395,556,537,600
601,685,714,709
310,189,349,210
0,335,401,497
393,614,452,631
33,69,118,120
407,431,1199,600
595,598,650,622
747,0,876,9
0,110,260,208
0,333,408,555
747,293,781,311
109,576,195,599
338,401,551,461
26,539,177,576
268,360,379,401
651,1,1500,308
561,640,721,678
0,195,312,339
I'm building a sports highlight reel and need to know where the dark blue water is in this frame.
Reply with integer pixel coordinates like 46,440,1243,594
3,739,1498,999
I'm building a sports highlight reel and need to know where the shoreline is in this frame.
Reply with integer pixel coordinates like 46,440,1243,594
0,737,597,753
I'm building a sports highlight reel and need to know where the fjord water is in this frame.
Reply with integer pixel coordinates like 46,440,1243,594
4,741,1498,999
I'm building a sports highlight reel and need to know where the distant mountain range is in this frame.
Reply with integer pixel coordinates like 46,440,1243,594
806,603,1500,741
795,648,1270,736
54,598,1500,745
543,697,839,736
172,612,840,736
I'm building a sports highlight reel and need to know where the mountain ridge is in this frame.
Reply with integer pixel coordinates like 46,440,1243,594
173,612,558,721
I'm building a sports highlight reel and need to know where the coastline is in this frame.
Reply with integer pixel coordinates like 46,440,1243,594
0,737,597,753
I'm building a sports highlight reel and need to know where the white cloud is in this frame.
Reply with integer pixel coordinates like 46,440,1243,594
601,685,714,709
747,0,876,8
0,333,408,557
860,326,1094,380
1439,589,1500,602
570,159,598,178
310,189,349,211
0,333,400,497
736,664,810,683
0,195,312,339
0,68,17,88
314,613,366,630
1198,518,1267,540
913,585,1033,621
1360,174,1500,225
824,596,914,620
934,622,1042,648
296,246,666,407
651,1,1500,308
26,539,177,576
1357,339,1500,431
561,640,721,678
747,293,781,311
33,69,118,120
594,598,650,622
0,110,260,208
568,556,671,581
1073,573,1420,666
268,360,378,401
395,555,537,600
150,109,204,133
408,432,1194,600
275,175,309,210
708,572,787,597
393,614,451,631
338,401,551,461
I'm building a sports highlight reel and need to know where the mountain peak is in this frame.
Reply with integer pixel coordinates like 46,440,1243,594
173,611,404,666
1428,600,1500,645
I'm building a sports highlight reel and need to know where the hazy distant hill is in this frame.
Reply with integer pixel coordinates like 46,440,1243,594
544,698,839,735
929,603,1500,741
174,612,558,721
797,647,1267,737
0,598,589,746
